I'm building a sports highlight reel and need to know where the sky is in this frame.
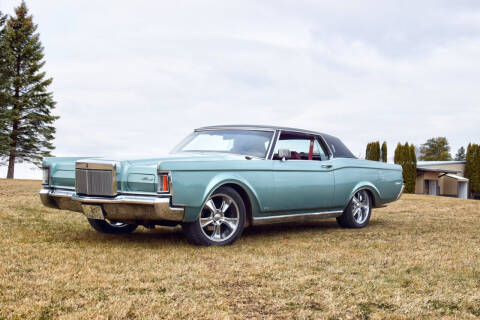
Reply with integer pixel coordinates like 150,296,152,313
0,0,479,179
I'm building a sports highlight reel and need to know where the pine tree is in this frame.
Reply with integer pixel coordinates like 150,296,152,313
465,144,472,193
0,2,58,178
393,142,416,193
0,10,8,164
381,141,387,162
471,145,480,196
419,137,452,161
403,143,410,192
0,11,5,29
365,143,371,160
394,143,401,164
365,142,380,161
408,144,417,193
454,146,466,161
375,142,380,161
395,144,405,186
463,143,480,198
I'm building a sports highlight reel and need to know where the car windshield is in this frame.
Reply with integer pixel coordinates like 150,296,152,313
171,130,274,158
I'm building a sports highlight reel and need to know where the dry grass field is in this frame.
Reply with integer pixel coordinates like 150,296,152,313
0,179,479,319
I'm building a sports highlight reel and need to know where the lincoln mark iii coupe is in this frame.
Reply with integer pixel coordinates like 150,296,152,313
40,125,404,245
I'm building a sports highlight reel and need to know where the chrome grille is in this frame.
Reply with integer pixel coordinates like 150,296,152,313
75,162,117,196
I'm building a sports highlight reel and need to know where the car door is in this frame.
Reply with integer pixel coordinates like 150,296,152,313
270,131,335,212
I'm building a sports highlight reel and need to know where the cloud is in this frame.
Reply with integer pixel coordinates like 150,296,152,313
0,0,479,178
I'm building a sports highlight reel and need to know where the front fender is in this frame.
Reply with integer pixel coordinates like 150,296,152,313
179,172,263,222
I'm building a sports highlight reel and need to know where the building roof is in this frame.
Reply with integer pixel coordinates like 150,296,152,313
417,160,466,166
444,173,469,182
417,167,461,174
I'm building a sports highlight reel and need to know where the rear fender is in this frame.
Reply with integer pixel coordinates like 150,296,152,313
348,182,382,208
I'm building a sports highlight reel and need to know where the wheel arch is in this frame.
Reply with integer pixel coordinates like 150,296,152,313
347,182,382,209
219,183,253,227
183,174,261,225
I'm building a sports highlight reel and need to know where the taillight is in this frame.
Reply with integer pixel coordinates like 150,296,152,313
157,173,170,193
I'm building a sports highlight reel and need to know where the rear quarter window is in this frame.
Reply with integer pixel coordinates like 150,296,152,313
322,134,356,159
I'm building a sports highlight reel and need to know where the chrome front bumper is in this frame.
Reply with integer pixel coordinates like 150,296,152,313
40,188,185,222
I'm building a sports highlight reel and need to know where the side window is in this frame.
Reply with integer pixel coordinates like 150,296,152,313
273,132,328,160
313,138,328,160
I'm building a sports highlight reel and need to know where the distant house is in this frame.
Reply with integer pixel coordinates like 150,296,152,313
415,161,469,199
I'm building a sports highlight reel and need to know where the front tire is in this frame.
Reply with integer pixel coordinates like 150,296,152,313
336,189,372,228
182,186,246,246
87,219,138,234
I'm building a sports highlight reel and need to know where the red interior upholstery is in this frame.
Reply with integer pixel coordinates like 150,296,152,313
290,151,301,160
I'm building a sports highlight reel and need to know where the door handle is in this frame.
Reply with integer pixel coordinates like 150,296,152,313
321,164,332,169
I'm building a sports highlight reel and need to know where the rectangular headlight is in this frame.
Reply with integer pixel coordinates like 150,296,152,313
157,173,170,193
42,167,50,185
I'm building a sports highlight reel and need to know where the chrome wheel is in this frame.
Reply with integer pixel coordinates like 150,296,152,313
199,193,240,242
352,190,370,224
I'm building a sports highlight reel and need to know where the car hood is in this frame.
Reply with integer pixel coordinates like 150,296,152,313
44,153,254,191
88,153,249,170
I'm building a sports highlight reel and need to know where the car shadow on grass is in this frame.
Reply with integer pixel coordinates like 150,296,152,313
87,226,187,244
53,218,387,247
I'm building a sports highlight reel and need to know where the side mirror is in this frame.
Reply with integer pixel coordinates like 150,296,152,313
278,149,291,161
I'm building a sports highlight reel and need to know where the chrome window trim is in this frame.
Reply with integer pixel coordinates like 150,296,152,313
269,130,333,161
266,130,280,160
195,125,354,159
197,125,320,136
195,127,276,133
192,127,335,161
317,135,334,159
267,130,281,160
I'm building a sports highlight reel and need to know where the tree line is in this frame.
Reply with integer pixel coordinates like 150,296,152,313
365,141,387,162
0,2,57,178
365,137,479,197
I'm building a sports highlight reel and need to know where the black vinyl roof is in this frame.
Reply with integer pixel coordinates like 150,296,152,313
197,124,322,135
196,125,356,159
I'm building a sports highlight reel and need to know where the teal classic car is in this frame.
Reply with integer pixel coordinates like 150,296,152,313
40,125,404,245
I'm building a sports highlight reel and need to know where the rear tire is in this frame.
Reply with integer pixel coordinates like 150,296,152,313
336,189,372,228
87,219,138,234
182,186,246,246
